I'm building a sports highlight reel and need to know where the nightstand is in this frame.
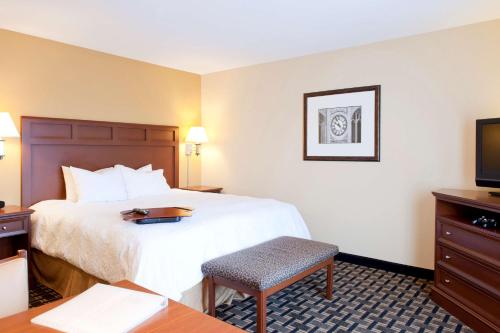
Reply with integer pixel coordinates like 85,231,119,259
0,206,34,265
180,186,223,193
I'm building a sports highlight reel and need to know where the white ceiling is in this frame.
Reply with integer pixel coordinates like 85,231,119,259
1,0,500,74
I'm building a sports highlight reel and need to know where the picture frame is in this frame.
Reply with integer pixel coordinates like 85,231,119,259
303,85,380,161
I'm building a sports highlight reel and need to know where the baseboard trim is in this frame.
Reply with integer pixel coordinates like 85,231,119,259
335,252,434,280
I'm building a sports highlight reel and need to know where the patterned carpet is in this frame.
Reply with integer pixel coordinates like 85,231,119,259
29,261,473,332
216,261,473,333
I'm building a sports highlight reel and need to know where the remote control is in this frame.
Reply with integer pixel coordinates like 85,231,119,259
472,216,497,229
120,208,150,216
133,208,150,215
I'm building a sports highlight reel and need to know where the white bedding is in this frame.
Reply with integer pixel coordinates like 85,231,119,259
31,189,310,300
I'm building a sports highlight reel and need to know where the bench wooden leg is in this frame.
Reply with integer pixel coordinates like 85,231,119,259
326,260,334,300
256,292,267,333
208,276,216,317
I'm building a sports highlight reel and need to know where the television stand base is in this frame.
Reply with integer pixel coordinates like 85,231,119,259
489,191,500,197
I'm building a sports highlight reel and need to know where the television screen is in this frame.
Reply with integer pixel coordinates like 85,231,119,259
476,118,500,188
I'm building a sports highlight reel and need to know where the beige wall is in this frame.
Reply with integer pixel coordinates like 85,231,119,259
201,19,500,269
0,29,201,205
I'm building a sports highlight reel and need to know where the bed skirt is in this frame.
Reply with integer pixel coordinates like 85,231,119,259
31,249,242,312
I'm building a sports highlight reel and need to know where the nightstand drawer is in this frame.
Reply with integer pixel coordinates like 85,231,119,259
0,217,28,237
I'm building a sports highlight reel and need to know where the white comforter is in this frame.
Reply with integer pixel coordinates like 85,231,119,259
31,189,310,300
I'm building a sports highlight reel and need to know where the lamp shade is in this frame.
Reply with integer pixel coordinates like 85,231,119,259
0,113,19,138
186,126,208,144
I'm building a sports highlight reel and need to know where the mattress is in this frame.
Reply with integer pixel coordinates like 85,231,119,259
30,189,310,301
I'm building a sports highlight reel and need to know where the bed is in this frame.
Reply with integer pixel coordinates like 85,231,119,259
21,117,310,310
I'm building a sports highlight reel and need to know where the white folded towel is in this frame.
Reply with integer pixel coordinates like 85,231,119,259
31,283,167,333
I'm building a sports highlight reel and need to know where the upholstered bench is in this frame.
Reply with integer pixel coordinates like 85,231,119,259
202,236,339,333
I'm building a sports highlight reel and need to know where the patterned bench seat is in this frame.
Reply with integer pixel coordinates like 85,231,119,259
202,236,339,333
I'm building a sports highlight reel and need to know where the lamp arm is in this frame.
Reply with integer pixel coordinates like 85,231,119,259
186,153,190,188
0,139,4,160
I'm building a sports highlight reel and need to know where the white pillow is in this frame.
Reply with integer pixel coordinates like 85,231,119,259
69,166,128,202
62,166,78,202
118,167,170,199
114,164,153,172
62,166,113,202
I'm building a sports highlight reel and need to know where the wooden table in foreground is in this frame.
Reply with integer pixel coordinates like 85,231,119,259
0,280,243,333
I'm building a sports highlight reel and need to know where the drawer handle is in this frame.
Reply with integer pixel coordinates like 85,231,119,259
1,226,6,231
444,255,451,260
444,279,451,284
445,231,452,236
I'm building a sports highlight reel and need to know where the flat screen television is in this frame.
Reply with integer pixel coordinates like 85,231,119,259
476,117,500,195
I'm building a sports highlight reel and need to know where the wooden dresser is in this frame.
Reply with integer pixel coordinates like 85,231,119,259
432,189,500,333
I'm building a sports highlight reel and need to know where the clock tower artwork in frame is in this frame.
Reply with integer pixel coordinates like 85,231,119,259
304,85,380,161
318,106,362,144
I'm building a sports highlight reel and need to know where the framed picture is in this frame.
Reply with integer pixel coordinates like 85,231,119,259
303,85,380,161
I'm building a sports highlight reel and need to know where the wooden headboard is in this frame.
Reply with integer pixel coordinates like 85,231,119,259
21,117,179,207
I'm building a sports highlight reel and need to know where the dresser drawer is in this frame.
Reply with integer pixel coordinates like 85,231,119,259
436,268,500,325
439,221,500,261
440,246,500,292
0,217,28,237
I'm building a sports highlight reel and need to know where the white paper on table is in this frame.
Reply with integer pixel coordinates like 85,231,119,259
31,283,168,333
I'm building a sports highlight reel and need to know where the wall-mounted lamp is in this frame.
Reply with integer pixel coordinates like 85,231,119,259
0,112,19,160
184,126,208,188
186,126,208,156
